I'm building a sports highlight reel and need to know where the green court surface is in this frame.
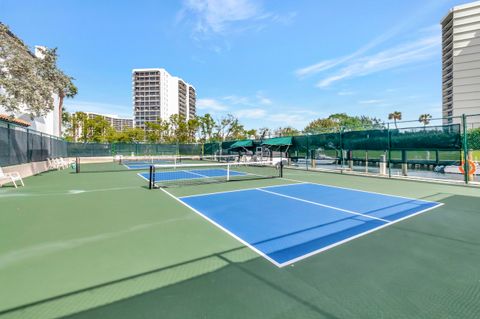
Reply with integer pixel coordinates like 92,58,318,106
1,166,480,319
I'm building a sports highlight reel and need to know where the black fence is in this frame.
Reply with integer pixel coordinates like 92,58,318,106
66,142,203,157
0,121,67,167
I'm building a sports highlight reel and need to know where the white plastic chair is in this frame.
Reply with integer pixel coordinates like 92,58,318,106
47,158,57,170
52,158,67,170
0,167,24,188
58,158,70,169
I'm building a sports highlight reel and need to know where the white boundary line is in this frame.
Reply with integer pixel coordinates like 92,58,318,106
159,187,283,267
136,170,214,184
280,176,442,205
183,170,210,178
151,176,445,268
179,182,308,199
277,202,444,267
256,188,390,223
137,172,150,182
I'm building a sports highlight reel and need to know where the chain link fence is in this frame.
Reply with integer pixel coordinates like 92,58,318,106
0,120,67,167
2,115,480,185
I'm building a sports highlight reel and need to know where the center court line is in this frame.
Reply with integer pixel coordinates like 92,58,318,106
159,187,283,267
162,184,444,267
256,188,391,223
280,176,442,204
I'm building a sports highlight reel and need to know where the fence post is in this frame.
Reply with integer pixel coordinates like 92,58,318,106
462,114,469,184
387,123,392,178
339,128,344,173
26,128,30,163
7,123,11,165
40,132,43,162
306,135,310,170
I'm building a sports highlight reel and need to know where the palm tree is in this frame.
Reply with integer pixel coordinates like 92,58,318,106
388,111,402,129
418,114,432,127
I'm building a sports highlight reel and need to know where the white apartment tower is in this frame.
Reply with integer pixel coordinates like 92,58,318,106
442,1,480,125
132,68,196,130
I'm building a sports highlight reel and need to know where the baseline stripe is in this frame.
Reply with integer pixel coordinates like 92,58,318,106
256,188,391,223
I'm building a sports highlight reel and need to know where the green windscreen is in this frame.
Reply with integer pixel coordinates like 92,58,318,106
390,124,461,150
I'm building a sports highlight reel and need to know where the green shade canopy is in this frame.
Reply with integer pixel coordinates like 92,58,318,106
228,139,254,150
262,136,293,146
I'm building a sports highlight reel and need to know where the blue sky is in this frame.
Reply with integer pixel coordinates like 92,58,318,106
0,0,471,129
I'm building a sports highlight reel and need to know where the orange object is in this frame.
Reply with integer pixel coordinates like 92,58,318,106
459,160,476,175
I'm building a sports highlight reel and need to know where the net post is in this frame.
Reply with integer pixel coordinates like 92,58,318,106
227,164,230,181
75,157,80,173
149,165,154,189
279,161,283,178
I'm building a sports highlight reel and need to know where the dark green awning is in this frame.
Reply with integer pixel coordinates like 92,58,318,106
229,139,254,150
262,136,293,146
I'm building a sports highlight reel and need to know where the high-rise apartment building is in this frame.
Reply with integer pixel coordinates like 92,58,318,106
441,1,480,125
132,68,196,130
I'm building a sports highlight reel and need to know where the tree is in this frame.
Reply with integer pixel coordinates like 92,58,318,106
68,112,89,142
145,119,170,143
0,24,77,119
388,111,402,129
275,126,300,137
116,127,145,143
303,113,382,134
214,114,246,141
304,118,337,134
198,113,216,142
245,129,257,139
35,47,78,132
168,114,190,143
418,114,432,127
258,127,271,140
0,24,53,116
87,116,114,143
187,117,200,142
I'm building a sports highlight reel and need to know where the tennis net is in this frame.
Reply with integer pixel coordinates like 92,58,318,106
75,155,241,173
119,154,239,166
147,161,283,188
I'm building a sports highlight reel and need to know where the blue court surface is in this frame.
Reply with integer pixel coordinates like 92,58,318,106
124,161,173,170
178,183,442,267
138,168,246,182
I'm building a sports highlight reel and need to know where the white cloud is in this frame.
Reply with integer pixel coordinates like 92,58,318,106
179,0,295,36
234,108,266,118
197,98,229,111
295,0,447,79
269,113,309,126
316,35,440,88
358,99,385,104
222,92,272,106
186,0,259,34
196,93,316,129
295,59,340,78
256,91,272,105
222,95,250,104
